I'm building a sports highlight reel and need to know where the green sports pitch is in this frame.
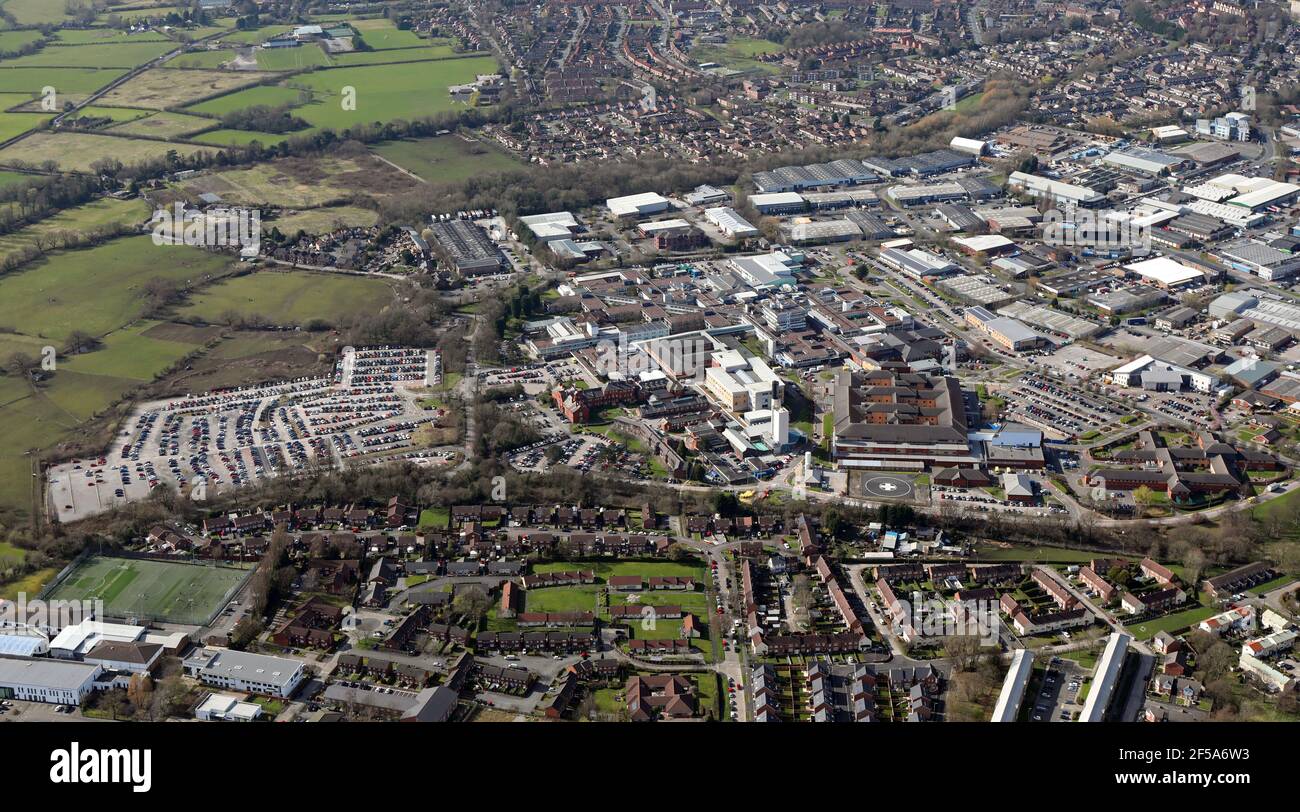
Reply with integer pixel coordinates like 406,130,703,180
44,556,252,626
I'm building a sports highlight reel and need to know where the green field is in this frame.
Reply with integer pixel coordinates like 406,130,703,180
0,111,49,142
0,131,215,172
44,555,252,625
0,235,231,341
54,29,169,45
60,320,201,381
109,111,214,138
0,0,74,25
282,57,500,131
0,197,150,266
691,36,782,74
373,134,522,184
190,128,290,147
187,84,312,116
0,67,126,95
0,29,43,52
175,270,394,327
1,41,175,68
256,43,333,71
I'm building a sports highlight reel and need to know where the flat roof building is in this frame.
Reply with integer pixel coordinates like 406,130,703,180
1078,631,1131,722
991,649,1035,722
606,192,670,218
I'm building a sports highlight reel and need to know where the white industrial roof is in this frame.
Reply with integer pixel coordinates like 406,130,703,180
49,618,146,656
606,192,669,216
750,192,806,206
953,234,1015,252
1124,256,1205,286
0,634,48,657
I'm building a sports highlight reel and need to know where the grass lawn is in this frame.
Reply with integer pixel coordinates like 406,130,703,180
691,36,782,73
418,507,450,529
1123,603,1219,637
523,584,603,614
175,270,394,327
372,134,522,184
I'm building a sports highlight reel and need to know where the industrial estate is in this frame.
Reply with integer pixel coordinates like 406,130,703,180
0,0,1297,737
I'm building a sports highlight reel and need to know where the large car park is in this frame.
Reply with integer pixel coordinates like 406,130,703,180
47,348,438,523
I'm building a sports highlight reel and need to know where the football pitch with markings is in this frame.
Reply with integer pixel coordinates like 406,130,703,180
44,556,251,625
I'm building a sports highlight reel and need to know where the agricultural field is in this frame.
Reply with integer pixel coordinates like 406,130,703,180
0,0,74,25
288,58,499,131
0,196,150,266
59,320,201,381
1,41,175,68
0,169,36,189
72,105,155,124
186,83,310,116
95,68,271,109
0,29,43,51
0,131,214,172
109,110,215,139
373,134,523,184
168,48,245,70
174,270,395,327
0,111,49,143
255,43,333,71
43,555,252,625
54,29,169,45
0,66,127,98
0,236,232,342
266,204,379,234
174,153,417,207
190,128,290,147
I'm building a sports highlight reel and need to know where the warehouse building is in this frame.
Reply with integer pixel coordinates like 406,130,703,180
518,211,581,242
879,247,958,279
750,192,808,215
1218,242,1300,282
997,301,1101,340
1100,147,1185,176
1008,171,1106,207
965,307,1044,351
606,192,670,218
1166,212,1234,242
788,219,861,245
704,207,759,238
949,136,989,156
1123,256,1208,289
428,219,506,276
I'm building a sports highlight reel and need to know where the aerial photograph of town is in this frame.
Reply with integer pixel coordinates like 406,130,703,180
0,0,1297,786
